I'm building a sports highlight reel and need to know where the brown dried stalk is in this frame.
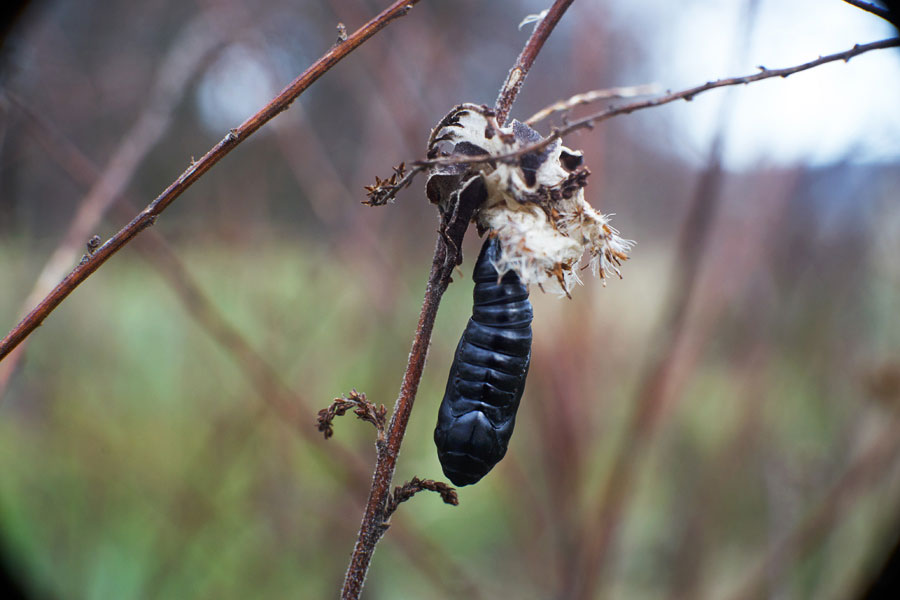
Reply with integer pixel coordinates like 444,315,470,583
340,5,577,597
495,0,577,125
340,188,481,599
0,0,422,363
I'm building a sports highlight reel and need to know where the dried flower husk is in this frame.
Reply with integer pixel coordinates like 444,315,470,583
426,103,632,295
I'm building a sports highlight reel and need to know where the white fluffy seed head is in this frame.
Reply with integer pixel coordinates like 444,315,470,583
426,103,633,296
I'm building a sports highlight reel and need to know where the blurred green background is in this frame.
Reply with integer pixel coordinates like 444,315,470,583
2,1,900,598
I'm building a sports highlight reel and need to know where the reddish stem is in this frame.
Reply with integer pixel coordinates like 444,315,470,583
0,0,421,363
494,0,576,125
342,5,579,596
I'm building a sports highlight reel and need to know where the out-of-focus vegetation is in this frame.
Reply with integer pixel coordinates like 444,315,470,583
2,1,900,598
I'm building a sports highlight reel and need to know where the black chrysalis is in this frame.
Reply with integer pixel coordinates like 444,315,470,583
434,236,532,486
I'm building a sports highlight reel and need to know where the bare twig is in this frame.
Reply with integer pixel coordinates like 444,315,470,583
524,83,661,126
384,477,459,520
0,0,422,363
843,0,898,26
417,37,900,171
0,13,228,391
495,0,576,124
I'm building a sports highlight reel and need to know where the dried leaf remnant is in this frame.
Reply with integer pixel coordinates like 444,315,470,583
317,390,387,442
384,477,459,520
363,162,421,206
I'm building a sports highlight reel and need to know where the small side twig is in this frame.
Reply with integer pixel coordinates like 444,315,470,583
0,0,422,363
524,83,661,126
384,477,459,520
317,390,387,443
416,37,900,172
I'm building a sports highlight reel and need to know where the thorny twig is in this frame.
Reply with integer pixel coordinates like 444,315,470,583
385,477,459,520
364,0,577,207
317,390,387,442
341,174,483,599
0,0,422,363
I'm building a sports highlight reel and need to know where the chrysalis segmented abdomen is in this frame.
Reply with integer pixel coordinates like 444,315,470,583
434,236,532,486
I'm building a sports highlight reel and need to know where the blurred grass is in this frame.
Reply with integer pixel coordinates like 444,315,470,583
1,235,900,599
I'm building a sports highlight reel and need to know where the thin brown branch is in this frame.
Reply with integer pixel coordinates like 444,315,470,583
15,92,487,599
524,83,661,126
0,13,229,390
843,0,898,26
6,88,374,475
418,37,900,171
494,0,576,124
0,0,422,363
365,0,579,207
341,168,483,600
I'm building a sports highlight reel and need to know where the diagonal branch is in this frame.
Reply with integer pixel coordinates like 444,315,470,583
364,0,577,208
0,11,230,392
417,36,900,171
0,0,422,363
495,0,577,124
524,83,661,126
